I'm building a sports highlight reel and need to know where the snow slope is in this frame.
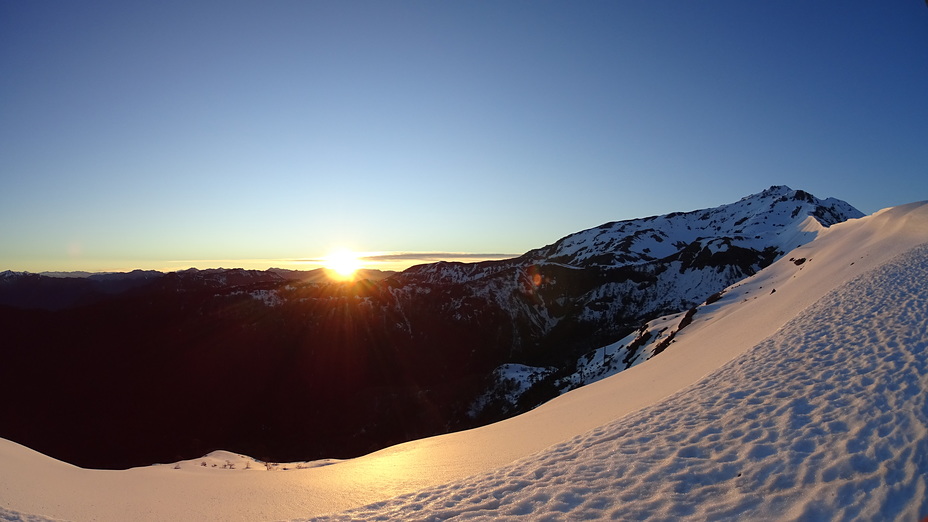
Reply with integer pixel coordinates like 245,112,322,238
1,201,927,521
310,228,928,521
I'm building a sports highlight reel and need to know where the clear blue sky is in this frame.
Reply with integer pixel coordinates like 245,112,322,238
2,1,926,272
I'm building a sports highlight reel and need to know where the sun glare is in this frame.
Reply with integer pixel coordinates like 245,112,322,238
323,249,362,281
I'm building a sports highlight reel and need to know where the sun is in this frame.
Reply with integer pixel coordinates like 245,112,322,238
323,249,363,281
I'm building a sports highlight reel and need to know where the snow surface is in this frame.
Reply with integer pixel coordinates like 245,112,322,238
310,241,928,521
1,201,927,521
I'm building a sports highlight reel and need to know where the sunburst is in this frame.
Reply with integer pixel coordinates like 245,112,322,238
323,249,362,281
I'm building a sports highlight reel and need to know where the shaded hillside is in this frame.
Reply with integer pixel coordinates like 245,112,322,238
0,186,862,468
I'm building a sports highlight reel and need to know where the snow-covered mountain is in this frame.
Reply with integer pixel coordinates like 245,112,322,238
446,185,863,417
0,186,864,471
1,199,925,521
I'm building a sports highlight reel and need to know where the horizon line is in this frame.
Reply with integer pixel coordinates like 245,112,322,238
4,251,523,275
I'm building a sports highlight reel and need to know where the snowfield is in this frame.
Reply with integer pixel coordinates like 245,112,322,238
310,242,928,521
2,201,928,521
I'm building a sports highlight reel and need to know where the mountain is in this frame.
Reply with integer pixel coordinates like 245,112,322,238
407,185,863,417
1,199,925,522
0,186,863,470
312,200,928,522
0,268,396,310
0,269,162,310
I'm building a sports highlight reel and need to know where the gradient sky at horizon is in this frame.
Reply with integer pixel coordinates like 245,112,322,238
2,1,926,273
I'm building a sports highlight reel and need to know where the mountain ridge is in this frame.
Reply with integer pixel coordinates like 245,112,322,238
0,186,864,469
3,199,926,521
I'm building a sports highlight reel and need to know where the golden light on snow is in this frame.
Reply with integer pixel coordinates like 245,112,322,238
323,248,363,281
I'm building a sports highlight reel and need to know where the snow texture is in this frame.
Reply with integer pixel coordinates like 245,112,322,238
306,242,928,521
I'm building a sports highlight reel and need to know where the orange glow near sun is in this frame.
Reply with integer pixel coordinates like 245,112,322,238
323,249,362,281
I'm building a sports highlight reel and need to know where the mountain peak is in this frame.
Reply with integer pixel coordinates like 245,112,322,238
754,184,793,197
529,186,862,269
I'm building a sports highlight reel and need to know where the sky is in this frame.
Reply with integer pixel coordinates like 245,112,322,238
1,1,926,273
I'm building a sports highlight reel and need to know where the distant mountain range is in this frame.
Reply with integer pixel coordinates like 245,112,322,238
0,267,395,311
0,185,863,469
